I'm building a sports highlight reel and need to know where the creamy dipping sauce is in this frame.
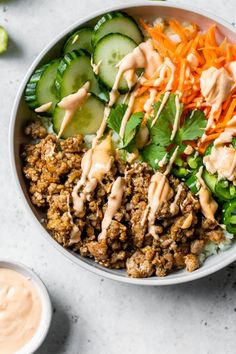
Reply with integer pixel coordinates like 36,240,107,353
0,268,42,354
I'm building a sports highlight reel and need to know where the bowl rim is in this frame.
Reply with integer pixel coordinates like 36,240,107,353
0,259,52,353
9,1,236,286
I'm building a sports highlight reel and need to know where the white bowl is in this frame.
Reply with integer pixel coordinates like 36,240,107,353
0,259,52,353
9,1,236,285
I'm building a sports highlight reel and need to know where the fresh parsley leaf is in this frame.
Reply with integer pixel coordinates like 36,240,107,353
175,110,207,143
107,104,127,134
123,112,143,148
141,143,167,169
149,93,183,146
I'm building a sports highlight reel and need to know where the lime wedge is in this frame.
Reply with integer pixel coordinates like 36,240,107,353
0,26,8,54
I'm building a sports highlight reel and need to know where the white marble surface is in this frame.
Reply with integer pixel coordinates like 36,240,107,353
1,0,236,353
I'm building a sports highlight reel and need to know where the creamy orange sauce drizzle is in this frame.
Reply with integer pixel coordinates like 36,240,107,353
196,166,218,220
0,268,42,354
203,116,236,181
184,145,194,155
126,149,140,164
151,91,170,127
57,82,90,139
136,125,149,149
93,106,111,148
158,153,168,167
181,212,193,229
204,146,236,181
153,57,176,91
214,115,236,146
104,40,162,136
141,146,179,236
165,58,176,91
109,40,161,107
91,58,102,75
227,60,236,82
187,53,199,69
69,224,81,245
170,184,183,214
35,101,52,113
72,135,114,214
164,146,179,175
146,172,173,237
144,88,156,115
123,69,138,90
170,94,181,141
119,91,136,138
200,67,233,132
99,177,126,240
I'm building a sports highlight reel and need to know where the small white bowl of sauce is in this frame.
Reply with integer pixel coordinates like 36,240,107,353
0,259,52,354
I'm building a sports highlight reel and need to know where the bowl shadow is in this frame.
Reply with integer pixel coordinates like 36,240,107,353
1,36,23,60
139,261,236,301
35,294,75,354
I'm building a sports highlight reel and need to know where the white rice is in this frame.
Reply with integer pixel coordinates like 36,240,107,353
199,231,234,264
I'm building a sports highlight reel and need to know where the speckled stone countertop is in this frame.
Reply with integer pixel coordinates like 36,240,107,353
1,0,236,353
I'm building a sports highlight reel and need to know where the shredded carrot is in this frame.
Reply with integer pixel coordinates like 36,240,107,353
177,59,186,93
169,20,188,43
214,97,236,129
198,132,221,154
136,86,149,97
133,92,150,113
138,16,236,150
206,25,217,47
226,43,233,63
139,18,149,32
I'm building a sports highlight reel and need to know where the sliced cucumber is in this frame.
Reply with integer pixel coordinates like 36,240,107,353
92,12,143,47
53,94,105,138
25,59,60,115
63,28,93,54
93,33,137,92
55,50,100,98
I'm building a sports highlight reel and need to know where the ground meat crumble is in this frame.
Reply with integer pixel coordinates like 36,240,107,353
22,121,225,278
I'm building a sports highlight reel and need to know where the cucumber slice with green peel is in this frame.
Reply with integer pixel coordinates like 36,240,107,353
93,33,137,92
53,94,105,138
63,28,93,54
0,26,8,53
55,50,100,98
92,12,143,47
25,59,60,115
